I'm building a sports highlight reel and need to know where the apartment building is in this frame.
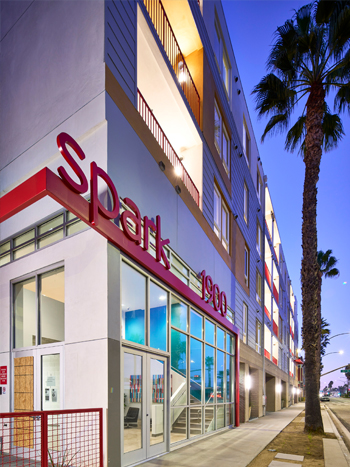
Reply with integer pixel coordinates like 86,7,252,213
0,1,299,465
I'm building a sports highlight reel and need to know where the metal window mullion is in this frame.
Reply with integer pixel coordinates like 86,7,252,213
37,274,40,346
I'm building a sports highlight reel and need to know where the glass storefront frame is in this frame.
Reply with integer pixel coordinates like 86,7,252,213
120,256,237,459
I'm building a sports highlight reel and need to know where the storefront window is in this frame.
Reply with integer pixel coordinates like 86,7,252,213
150,282,167,351
171,329,187,405
217,350,224,403
42,354,60,410
171,297,187,332
205,320,215,345
205,345,214,404
217,328,224,350
190,309,202,339
40,268,64,344
190,338,202,404
122,263,146,345
14,278,36,347
123,353,142,453
13,267,64,349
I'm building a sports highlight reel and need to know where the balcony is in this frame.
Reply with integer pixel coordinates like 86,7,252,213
142,0,201,125
138,1,203,207
137,90,199,206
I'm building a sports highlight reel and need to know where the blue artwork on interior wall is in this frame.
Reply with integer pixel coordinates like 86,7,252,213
125,309,145,345
150,305,167,351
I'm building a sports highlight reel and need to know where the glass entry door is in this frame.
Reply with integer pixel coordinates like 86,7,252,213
122,349,167,466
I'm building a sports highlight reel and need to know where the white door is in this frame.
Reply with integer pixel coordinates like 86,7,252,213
122,348,168,466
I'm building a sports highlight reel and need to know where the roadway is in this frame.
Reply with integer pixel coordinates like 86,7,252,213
325,396,350,433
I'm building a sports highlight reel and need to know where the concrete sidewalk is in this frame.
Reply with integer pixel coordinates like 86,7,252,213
322,405,350,467
142,403,304,467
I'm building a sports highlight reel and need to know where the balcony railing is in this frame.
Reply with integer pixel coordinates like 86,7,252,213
142,0,200,125
265,262,271,288
273,283,279,303
138,90,200,207
273,320,278,337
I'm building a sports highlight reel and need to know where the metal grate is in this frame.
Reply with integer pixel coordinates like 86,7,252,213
0,409,103,467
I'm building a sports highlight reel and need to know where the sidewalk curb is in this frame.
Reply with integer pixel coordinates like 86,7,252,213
325,406,350,467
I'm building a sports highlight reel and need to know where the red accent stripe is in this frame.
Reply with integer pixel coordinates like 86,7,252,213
264,349,270,359
265,262,271,288
273,283,279,303
272,356,278,365
265,306,271,321
273,320,278,337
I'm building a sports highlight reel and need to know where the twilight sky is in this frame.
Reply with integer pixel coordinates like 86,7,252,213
222,0,350,390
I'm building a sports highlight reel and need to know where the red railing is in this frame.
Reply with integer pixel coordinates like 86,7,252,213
273,320,278,337
0,409,103,467
273,283,279,303
265,262,271,288
137,90,200,207
264,349,270,359
264,306,271,321
142,0,200,125
272,356,278,365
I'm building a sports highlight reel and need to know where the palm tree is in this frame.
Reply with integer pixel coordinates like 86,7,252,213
252,1,350,432
317,250,339,382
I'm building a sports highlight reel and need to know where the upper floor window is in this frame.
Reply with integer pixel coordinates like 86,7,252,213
214,185,230,251
257,170,262,204
13,267,65,348
243,119,250,166
256,320,261,353
214,18,231,97
244,183,249,224
244,245,249,287
256,270,262,305
214,100,230,176
256,221,262,256
243,302,248,344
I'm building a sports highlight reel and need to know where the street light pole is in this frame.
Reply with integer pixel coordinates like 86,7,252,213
329,332,350,340
323,351,344,357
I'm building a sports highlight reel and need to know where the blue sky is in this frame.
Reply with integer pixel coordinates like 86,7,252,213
222,0,350,389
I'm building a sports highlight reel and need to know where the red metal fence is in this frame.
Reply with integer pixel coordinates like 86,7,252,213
0,409,103,467
142,0,200,125
137,90,200,207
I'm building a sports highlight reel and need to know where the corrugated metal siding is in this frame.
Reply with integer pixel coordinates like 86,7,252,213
105,0,137,105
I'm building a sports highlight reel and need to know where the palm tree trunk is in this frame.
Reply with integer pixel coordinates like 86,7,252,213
302,83,325,433
316,271,322,390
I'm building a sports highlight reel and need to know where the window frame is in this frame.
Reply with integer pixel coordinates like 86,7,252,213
257,169,263,204
256,221,262,256
244,183,249,224
243,302,248,344
256,269,262,305
12,263,65,350
256,320,261,353
214,16,231,98
214,184,230,252
214,99,231,176
244,245,249,287
243,119,250,167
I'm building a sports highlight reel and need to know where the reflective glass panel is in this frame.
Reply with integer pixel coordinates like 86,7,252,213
227,334,233,354
217,328,224,350
124,353,142,453
42,354,60,410
190,338,202,404
38,215,63,235
226,354,232,402
205,345,214,404
38,230,63,249
66,220,86,236
205,406,215,432
40,268,65,344
0,242,10,254
171,296,187,331
122,263,146,345
205,320,214,345
150,282,167,351
150,359,165,445
217,350,224,403
190,309,202,339
13,230,34,247
171,329,187,405
171,408,187,443
13,243,35,259
14,278,36,348
226,404,233,426
190,407,202,437
217,406,225,429
0,254,10,266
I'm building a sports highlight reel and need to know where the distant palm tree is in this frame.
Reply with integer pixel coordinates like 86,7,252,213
253,0,350,432
317,250,339,379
